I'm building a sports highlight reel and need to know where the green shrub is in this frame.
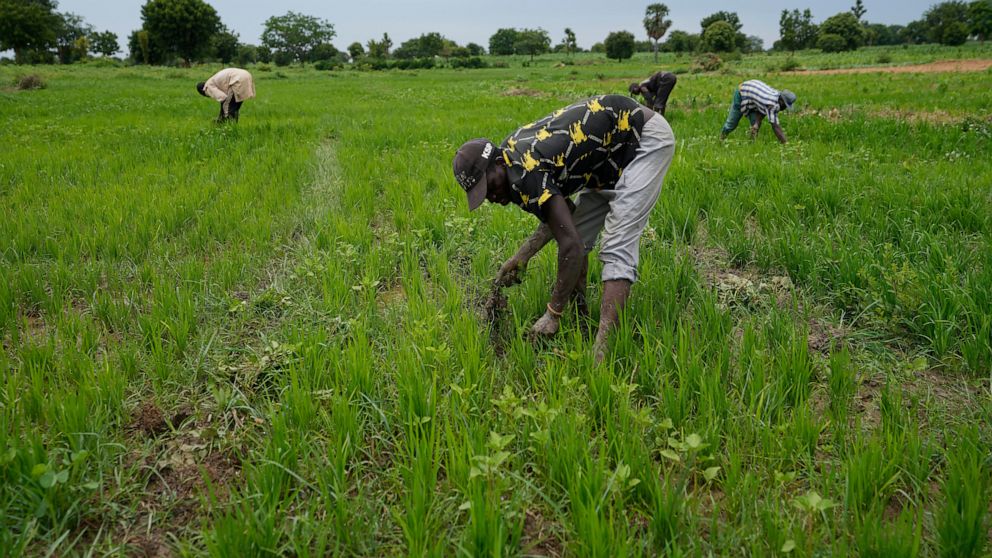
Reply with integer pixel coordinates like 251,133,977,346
780,57,802,71
876,53,893,64
450,56,486,69
690,53,722,73
702,21,737,52
817,33,848,53
314,59,341,71
941,21,970,46
272,50,295,67
721,50,743,62
393,58,435,70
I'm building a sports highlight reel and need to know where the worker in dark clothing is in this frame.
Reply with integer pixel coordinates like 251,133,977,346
629,71,677,116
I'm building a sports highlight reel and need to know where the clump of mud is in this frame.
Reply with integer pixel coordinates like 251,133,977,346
482,286,509,356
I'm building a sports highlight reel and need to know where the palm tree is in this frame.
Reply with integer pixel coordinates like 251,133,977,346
644,3,673,63
563,27,577,56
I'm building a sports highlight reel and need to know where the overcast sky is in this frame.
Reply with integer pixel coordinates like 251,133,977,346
57,0,937,55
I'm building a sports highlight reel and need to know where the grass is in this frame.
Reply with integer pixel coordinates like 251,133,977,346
1,45,991,555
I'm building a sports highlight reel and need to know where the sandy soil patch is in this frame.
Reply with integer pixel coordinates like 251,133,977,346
794,59,992,75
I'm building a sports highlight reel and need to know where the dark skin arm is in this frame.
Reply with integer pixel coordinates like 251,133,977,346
545,196,584,312
771,122,788,144
494,223,553,287
494,199,576,287
531,195,584,336
748,114,788,144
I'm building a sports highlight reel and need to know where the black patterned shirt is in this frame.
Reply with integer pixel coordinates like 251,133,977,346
500,94,648,220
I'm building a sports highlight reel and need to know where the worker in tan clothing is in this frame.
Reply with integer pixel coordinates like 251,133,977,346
196,68,255,122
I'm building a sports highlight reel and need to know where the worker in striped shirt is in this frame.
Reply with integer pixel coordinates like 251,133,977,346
720,80,797,144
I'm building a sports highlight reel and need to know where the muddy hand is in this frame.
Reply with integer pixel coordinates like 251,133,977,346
529,311,559,338
494,257,524,288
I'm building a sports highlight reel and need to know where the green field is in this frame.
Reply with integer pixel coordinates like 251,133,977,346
2,47,991,556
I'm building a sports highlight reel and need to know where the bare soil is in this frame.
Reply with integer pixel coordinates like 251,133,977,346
807,106,977,125
501,87,547,98
521,507,563,557
794,59,992,75
130,401,169,437
120,409,241,557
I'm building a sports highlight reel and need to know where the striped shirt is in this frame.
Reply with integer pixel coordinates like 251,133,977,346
739,80,782,125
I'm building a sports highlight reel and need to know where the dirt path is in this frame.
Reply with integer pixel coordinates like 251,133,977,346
795,59,992,75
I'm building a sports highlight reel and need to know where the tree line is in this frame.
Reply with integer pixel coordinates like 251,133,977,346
640,0,992,56
0,0,120,64
776,0,992,52
3,0,992,67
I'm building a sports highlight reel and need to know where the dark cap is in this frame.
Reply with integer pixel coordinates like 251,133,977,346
453,138,497,211
196,82,207,96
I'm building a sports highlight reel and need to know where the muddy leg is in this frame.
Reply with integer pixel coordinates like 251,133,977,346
593,279,631,363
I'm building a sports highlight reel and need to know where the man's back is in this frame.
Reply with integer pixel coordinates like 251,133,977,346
204,68,255,102
500,95,652,218
739,80,780,114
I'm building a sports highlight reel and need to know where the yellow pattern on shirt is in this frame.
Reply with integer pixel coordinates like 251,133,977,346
617,110,631,131
569,121,588,144
536,127,552,141
522,150,540,171
538,189,553,206
587,98,604,112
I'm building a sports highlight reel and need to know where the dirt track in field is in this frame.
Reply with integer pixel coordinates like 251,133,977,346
795,59,992,75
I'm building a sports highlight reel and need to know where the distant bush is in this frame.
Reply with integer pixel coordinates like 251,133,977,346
393,58,435,70
356,58,390,71
82,57,123,68
817,33,848,53
876,53,893,64
314,59,342,71
939,21,970,46
15,75,46,90
702,21,737,52
450,56,487,69
350,57,436,71
820,12,867,50
256,63,273,72
780,57,802,71
690,53,722,73
272,50,295,67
